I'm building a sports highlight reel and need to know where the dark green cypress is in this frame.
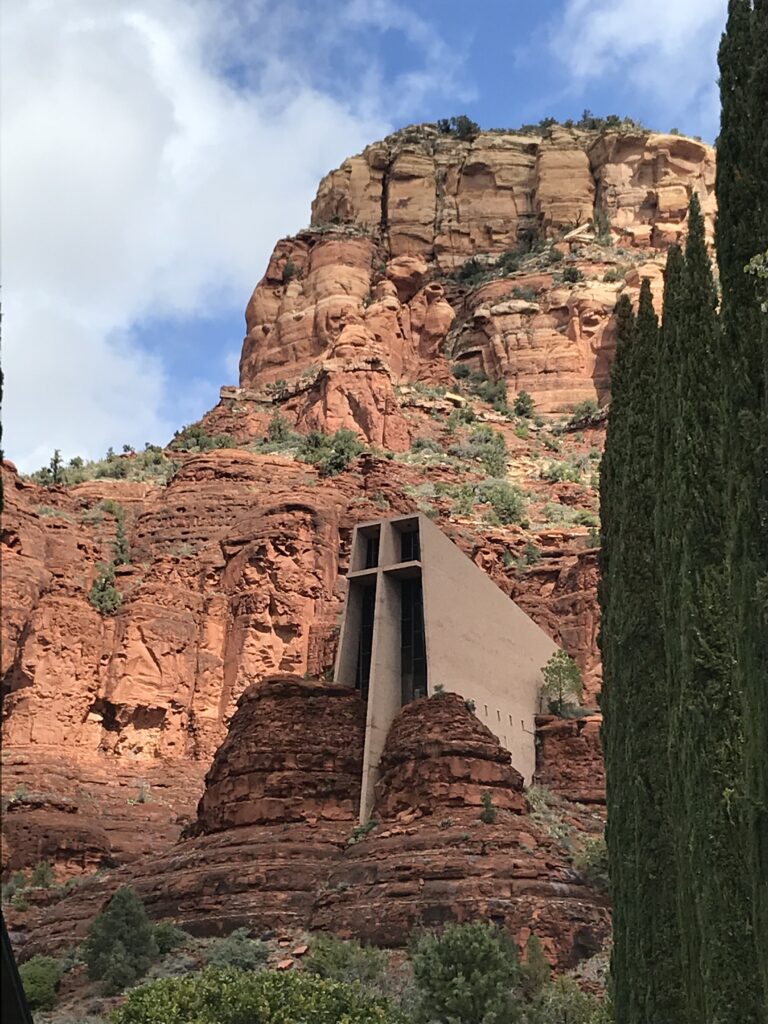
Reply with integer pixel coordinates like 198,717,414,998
717,1,768,1004
601,282,681,1024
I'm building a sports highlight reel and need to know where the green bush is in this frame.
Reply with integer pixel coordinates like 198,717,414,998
19,955,62,1010
266,411,292,443
452,362,471,380
446,406,476,432
512,286,537,301
89,562,122,616
298,428,365,476
568,399,600,425
514,391,536,418
153,921,190,955
541,459,582,483
83,886,159,994
520,934,551,1001
529,976,609,1023
305,935,388,989
477,480,526,525
541,650,583,716
561,266,585,283
573,835,610,892
204,928,267,971
112,967,403,1024
480,791,497,824
30,860,55,888
515,423,530,440
574,509,598,527
169,423,235,453
436,114,480,141
450,426,508,477
411,922,521,1024
411,436,443,455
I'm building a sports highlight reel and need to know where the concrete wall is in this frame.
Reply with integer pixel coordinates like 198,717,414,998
334,514,560,820
418,515,558,783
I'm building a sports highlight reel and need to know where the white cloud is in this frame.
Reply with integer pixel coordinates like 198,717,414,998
551,0,726,137
1,0,463,471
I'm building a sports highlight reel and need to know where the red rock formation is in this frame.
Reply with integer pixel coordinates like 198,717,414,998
14,691,608,971
374,693,528,817
196,677,366,832
535,714,605,806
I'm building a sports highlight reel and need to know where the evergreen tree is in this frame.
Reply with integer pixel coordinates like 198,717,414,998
601,282,683,1024
716,1,768,1004
83,886,158,994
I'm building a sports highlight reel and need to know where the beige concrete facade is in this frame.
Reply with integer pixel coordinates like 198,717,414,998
334,514,559,821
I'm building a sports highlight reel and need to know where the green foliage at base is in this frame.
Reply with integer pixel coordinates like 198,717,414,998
514,391,536,418
153,922,190,956
411,922,520,1024
19,955,62,1011
540,650,583,715
573,836,609,892
169,423,235,452
112,967,404,1024
203,928,267,971
449,425,508,477
83,887,159,995
30,859,55,888
305,934,388,989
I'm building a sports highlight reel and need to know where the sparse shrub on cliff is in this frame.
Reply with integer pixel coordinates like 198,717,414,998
436,114,480,141
1,870,28,904
89,562,122,616
411,921,521,1024
479,791,498,825
477,480,526,525
455,256,489,286
561,265,585,283
169,423,235,453
348,819,379,845
452,361,471,380
540,650,583,716
520,933,551,1001
112,968,404,1024
528,976,609,1024
567,399,600,426
446,405,476,432
450,425,507,477
83,886,159,994
19,954,62,1010
514,390,536,418
573,835,610,893
411,436,443,455
540,457,585,483
266,410,292,443
305,935,388,990
512,286,537,302
204,928,267,971
298,428,365,476
30,859,55,888
281,258,299,284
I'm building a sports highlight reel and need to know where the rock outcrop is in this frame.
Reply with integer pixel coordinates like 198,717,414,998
14,690,608,970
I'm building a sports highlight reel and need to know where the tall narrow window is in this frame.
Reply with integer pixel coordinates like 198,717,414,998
400,528,420,562
401,577,427,703
356,583,376,699
364,535,380,569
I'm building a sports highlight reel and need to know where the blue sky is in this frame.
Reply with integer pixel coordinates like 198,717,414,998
2,0,727,471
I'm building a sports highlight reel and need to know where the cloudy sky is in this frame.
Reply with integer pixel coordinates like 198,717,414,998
2,0,727,472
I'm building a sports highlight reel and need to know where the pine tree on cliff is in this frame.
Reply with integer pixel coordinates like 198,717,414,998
716,0,768,1005
600,283,682,1024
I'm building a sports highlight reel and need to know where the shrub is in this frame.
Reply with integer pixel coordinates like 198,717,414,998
541,459,582,483
568,399,600,425
298,428,365,476
515,423,530,440
1,870,28,904
446,405,476,432
169,423,235,452
477,480,526,525
472,377,509,412
89,563,122,616
573,835,610,892
529,976,608,1024
546,247,565,264
204,927,267,971
411,921,521,1024
452,362,471,380
450,425,508,477
30,860,55,888
266,411,292,443
19,955,62,1010
574,509,598,527
541,649,583,716
603,267,624,283
411,436,443,455
348,819,378,845
282,259,299,283
83,886,159,994
305,935,388,989
520,934,551,1001
497,249,523,274
480,791,497,825
512,286,537,301
513,391,536,418
464,698,477,713
113,968,403,1024
153,921,189,955
561,266,585,283
436,114,480,141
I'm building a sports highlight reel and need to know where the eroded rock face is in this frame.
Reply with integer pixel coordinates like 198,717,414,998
14,691,608,970
374,693,527,817
196,677,366,833
535,714,605,805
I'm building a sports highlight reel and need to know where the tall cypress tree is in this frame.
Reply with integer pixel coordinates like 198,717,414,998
717,1,768,1002
601,282,682,1024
